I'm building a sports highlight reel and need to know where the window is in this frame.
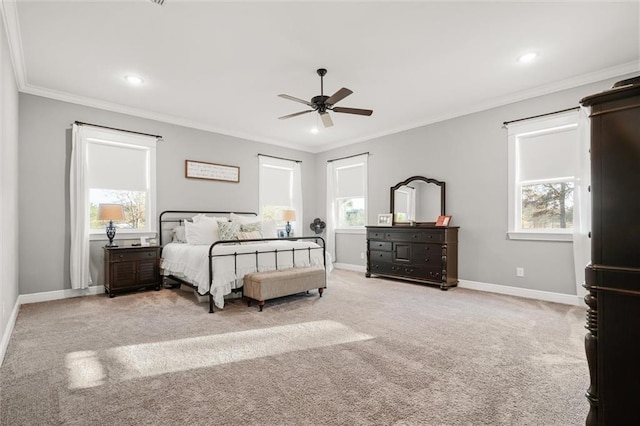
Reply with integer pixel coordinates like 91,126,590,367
258,155,302,229
507,111,578,241
83,127,157,237
328,154,368,230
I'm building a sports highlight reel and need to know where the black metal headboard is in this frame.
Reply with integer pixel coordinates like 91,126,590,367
158,210,257,246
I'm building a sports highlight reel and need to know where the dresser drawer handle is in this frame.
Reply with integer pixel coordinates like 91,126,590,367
427,235,433,239
405,268,414,274
429,272,439,278
119,254,124,258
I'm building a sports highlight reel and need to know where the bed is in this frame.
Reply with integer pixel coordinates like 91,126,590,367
158,210,330,312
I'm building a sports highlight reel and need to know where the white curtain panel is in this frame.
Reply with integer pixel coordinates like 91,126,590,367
326,161,336,260
573,107,592,299
69,124,91,289
292,161,303,236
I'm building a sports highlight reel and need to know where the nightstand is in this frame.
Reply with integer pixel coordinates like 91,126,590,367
103,246,161,298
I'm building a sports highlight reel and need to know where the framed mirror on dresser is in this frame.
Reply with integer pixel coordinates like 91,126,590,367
366,175,459,290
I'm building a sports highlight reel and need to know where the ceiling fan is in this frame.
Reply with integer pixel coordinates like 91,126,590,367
278,68,373,128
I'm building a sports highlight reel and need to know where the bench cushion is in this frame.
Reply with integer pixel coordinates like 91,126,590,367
243,267,325,301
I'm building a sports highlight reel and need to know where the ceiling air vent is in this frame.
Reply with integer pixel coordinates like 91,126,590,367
149,0,165,5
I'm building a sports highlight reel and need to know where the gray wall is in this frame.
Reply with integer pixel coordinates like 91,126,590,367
17,74,634,297
0,16,20,351
315,75,632,295
18,94,317,294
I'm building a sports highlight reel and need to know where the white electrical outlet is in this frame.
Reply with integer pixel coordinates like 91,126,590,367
360,252,365,259
516,267,524,277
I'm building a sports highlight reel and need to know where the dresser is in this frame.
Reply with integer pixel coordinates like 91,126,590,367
580,77,640,425
366,226,459,289
103,246,161,297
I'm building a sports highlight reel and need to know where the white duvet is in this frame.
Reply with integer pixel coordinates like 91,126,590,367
160,240,331,308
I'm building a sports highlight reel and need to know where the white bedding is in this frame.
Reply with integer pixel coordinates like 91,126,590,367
160,240,331,309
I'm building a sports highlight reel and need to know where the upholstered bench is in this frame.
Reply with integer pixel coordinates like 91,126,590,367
243,267,325,311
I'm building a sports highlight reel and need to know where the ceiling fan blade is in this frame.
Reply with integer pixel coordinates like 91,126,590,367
278,94,314,107
278,110,314,120
325,87,353,105
320,112,334,128
332,106,373,116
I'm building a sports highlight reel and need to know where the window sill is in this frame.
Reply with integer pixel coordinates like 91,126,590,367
507,232,573,242
90,231,157,241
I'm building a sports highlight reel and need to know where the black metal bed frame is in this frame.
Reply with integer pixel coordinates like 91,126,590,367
158,210,326,313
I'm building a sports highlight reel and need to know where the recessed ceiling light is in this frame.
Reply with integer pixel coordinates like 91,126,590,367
518,52,538,64
124,75,144,85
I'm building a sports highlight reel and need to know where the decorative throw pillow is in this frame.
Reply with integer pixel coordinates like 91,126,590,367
217,220,240,241
235,230,263,244
240,222,262,233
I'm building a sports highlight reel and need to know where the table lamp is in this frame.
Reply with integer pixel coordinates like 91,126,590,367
98,203,125,247
282,209,296,237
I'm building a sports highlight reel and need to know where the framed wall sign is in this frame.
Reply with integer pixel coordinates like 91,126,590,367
185,160,240,183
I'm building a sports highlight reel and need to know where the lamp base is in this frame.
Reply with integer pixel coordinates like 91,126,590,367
285,221,292,237
105,221,118,247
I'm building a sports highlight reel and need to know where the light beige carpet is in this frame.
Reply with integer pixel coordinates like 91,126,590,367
1,269,589,425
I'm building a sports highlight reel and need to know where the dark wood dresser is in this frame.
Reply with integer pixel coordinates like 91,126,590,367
581,78,640,425
103,246,161,297
366,226,458,290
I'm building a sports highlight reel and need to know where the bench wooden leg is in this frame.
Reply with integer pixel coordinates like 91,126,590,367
258,301,265,312
319,288,324,297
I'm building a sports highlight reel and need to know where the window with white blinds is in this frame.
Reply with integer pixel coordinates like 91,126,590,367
507,110,578,240
258,156,302,229
85,128,157,234
330,154,368,229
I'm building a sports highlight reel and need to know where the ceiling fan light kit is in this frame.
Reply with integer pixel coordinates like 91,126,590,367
278,68,373,128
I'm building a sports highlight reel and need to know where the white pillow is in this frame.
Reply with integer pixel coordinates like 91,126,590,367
230,213,261,224
184,220,220,245
192,214,228,223
261,220,278,238
172,225,187,243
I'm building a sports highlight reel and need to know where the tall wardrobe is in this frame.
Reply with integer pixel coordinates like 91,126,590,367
580,77,640,425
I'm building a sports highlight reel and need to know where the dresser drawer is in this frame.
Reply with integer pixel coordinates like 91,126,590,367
370,250,392,263
401,265,443,282
385,230,444,243
414,243,444,266
370,240,392,251
367,229,387,240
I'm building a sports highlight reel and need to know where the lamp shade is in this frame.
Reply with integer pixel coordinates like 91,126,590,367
282,209,296,222
98,204,125,221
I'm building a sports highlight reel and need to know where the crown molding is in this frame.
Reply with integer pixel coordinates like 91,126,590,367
3,0,637,154
317,61,640,152
1,0,27,89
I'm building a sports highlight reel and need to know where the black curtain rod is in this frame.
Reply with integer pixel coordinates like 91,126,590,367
327,152,370,163
74,121,163,140
258,153,302,163
502,107,580,127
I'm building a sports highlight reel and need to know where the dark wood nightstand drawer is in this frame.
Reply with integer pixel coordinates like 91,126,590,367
111,248,159,261
370,250,392,263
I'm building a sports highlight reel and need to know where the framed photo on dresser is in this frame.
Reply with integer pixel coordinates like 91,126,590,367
435,215,452,227
377,213,393,226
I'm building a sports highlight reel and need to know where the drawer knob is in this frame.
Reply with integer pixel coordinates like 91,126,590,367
119,254,124,258
428,235,433,239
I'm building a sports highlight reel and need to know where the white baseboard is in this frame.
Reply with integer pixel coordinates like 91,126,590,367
458,279,583,306
0,298,21,367
18,285,105,305
333,263,366,273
